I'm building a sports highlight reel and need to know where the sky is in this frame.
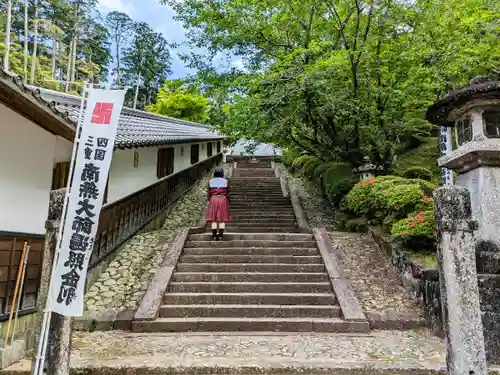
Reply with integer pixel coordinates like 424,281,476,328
97,0,242,79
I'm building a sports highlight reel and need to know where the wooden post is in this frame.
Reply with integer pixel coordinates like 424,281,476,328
434,185,487,375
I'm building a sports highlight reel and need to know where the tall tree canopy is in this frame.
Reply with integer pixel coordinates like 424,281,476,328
122,21,172,108
147,79,209,122
1,0,173,102
164,0,500,167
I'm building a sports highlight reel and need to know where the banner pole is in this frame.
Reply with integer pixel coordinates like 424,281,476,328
32,84,91,375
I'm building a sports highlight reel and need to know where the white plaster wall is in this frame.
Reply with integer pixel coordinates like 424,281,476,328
53,136,73,163
106,141,215,204
0,104,56,234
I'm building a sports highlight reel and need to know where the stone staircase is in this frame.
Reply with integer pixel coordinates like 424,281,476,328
134,162,368,332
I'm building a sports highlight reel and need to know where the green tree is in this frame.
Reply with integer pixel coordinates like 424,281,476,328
164,0,500,168
122,21,172,108
147,80,209,122
105,11,133,86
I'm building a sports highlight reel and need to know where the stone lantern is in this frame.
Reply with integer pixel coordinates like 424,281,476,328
426,77,500,364
353,156,381,181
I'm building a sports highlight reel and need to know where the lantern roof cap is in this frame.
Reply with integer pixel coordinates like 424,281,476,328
426,76,500,127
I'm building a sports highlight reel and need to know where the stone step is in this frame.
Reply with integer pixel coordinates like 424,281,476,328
228,220,297,225
230,205,293,209
187,233,313,241
163,292,336,305
176,263,325,273
182,247,318,256
172,272,329,282
230,210,296,215
159,304,341,318
184,240,316,248
133,317,368,333
167,281,332,294
179,255,323,264
230,213,296,218
218,222,297,228
207,227,301,233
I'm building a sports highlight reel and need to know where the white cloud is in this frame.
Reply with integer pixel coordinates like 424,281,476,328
98,0,135,14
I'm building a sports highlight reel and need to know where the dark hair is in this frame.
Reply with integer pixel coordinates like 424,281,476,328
214,168,224,178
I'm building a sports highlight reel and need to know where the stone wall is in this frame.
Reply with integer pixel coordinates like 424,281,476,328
368,227,443,337
369,226,500,364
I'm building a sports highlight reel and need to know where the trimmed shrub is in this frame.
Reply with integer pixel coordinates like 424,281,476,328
401,166,433,181
291,155,320,174
282,148,301,167
325,176,358,207
342,175,436,227
391,210,437,250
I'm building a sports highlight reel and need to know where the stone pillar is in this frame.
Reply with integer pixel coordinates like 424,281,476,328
31,188,72,375
434,185,487,375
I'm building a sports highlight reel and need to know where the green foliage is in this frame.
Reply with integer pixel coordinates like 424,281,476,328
291,155,321,175
165,0,500,168
394,138,441,180
325,177,358,207
282,148,301,167
147,80,209,122
391,210,436,248
401,167,434,181
342,176,435,227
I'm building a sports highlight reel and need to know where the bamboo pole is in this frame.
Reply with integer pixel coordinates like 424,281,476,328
11,245,30,346
4,241,28,347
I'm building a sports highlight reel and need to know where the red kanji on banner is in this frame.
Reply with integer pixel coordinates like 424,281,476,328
91,102,114,124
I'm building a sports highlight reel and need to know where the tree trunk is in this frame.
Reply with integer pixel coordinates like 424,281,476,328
23,0,29,83
29,0,39,85
65,38,73,92
116,47,120,86
51,38,57,78
70,34,77,84
3,0,13,71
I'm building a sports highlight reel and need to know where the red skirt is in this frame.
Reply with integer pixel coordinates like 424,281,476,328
205,196,232,223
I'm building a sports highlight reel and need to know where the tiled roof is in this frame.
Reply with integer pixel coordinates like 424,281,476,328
0,69,226,149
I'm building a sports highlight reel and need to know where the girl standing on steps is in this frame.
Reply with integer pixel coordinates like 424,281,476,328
206,168,232,240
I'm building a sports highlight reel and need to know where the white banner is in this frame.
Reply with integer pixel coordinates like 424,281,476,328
49,88,126,316
439,126,454,185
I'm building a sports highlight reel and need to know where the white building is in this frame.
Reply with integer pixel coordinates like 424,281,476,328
0,70,226,319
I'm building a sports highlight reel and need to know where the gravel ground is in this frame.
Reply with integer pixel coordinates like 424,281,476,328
281,169,336,230
330,231,420,313
282,168,420,314
84,175,210,313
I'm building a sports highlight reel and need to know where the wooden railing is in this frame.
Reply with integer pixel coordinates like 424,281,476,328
90,153,223,268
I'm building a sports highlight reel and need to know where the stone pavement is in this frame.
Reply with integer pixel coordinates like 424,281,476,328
84,174,211,314
5,329,447,374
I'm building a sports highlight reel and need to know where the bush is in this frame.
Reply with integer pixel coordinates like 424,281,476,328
313,162,353,193
325,176,358,207
401,166,433,181
394,138,441,182
342,175,436,227
391,210,437,250
291,155,321,175
282,148,301,167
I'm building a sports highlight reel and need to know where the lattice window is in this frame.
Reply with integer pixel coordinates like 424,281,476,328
207,142,213,157
455,116,473,147
157,148,175,178
483,109,500,138
191,144,200,164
